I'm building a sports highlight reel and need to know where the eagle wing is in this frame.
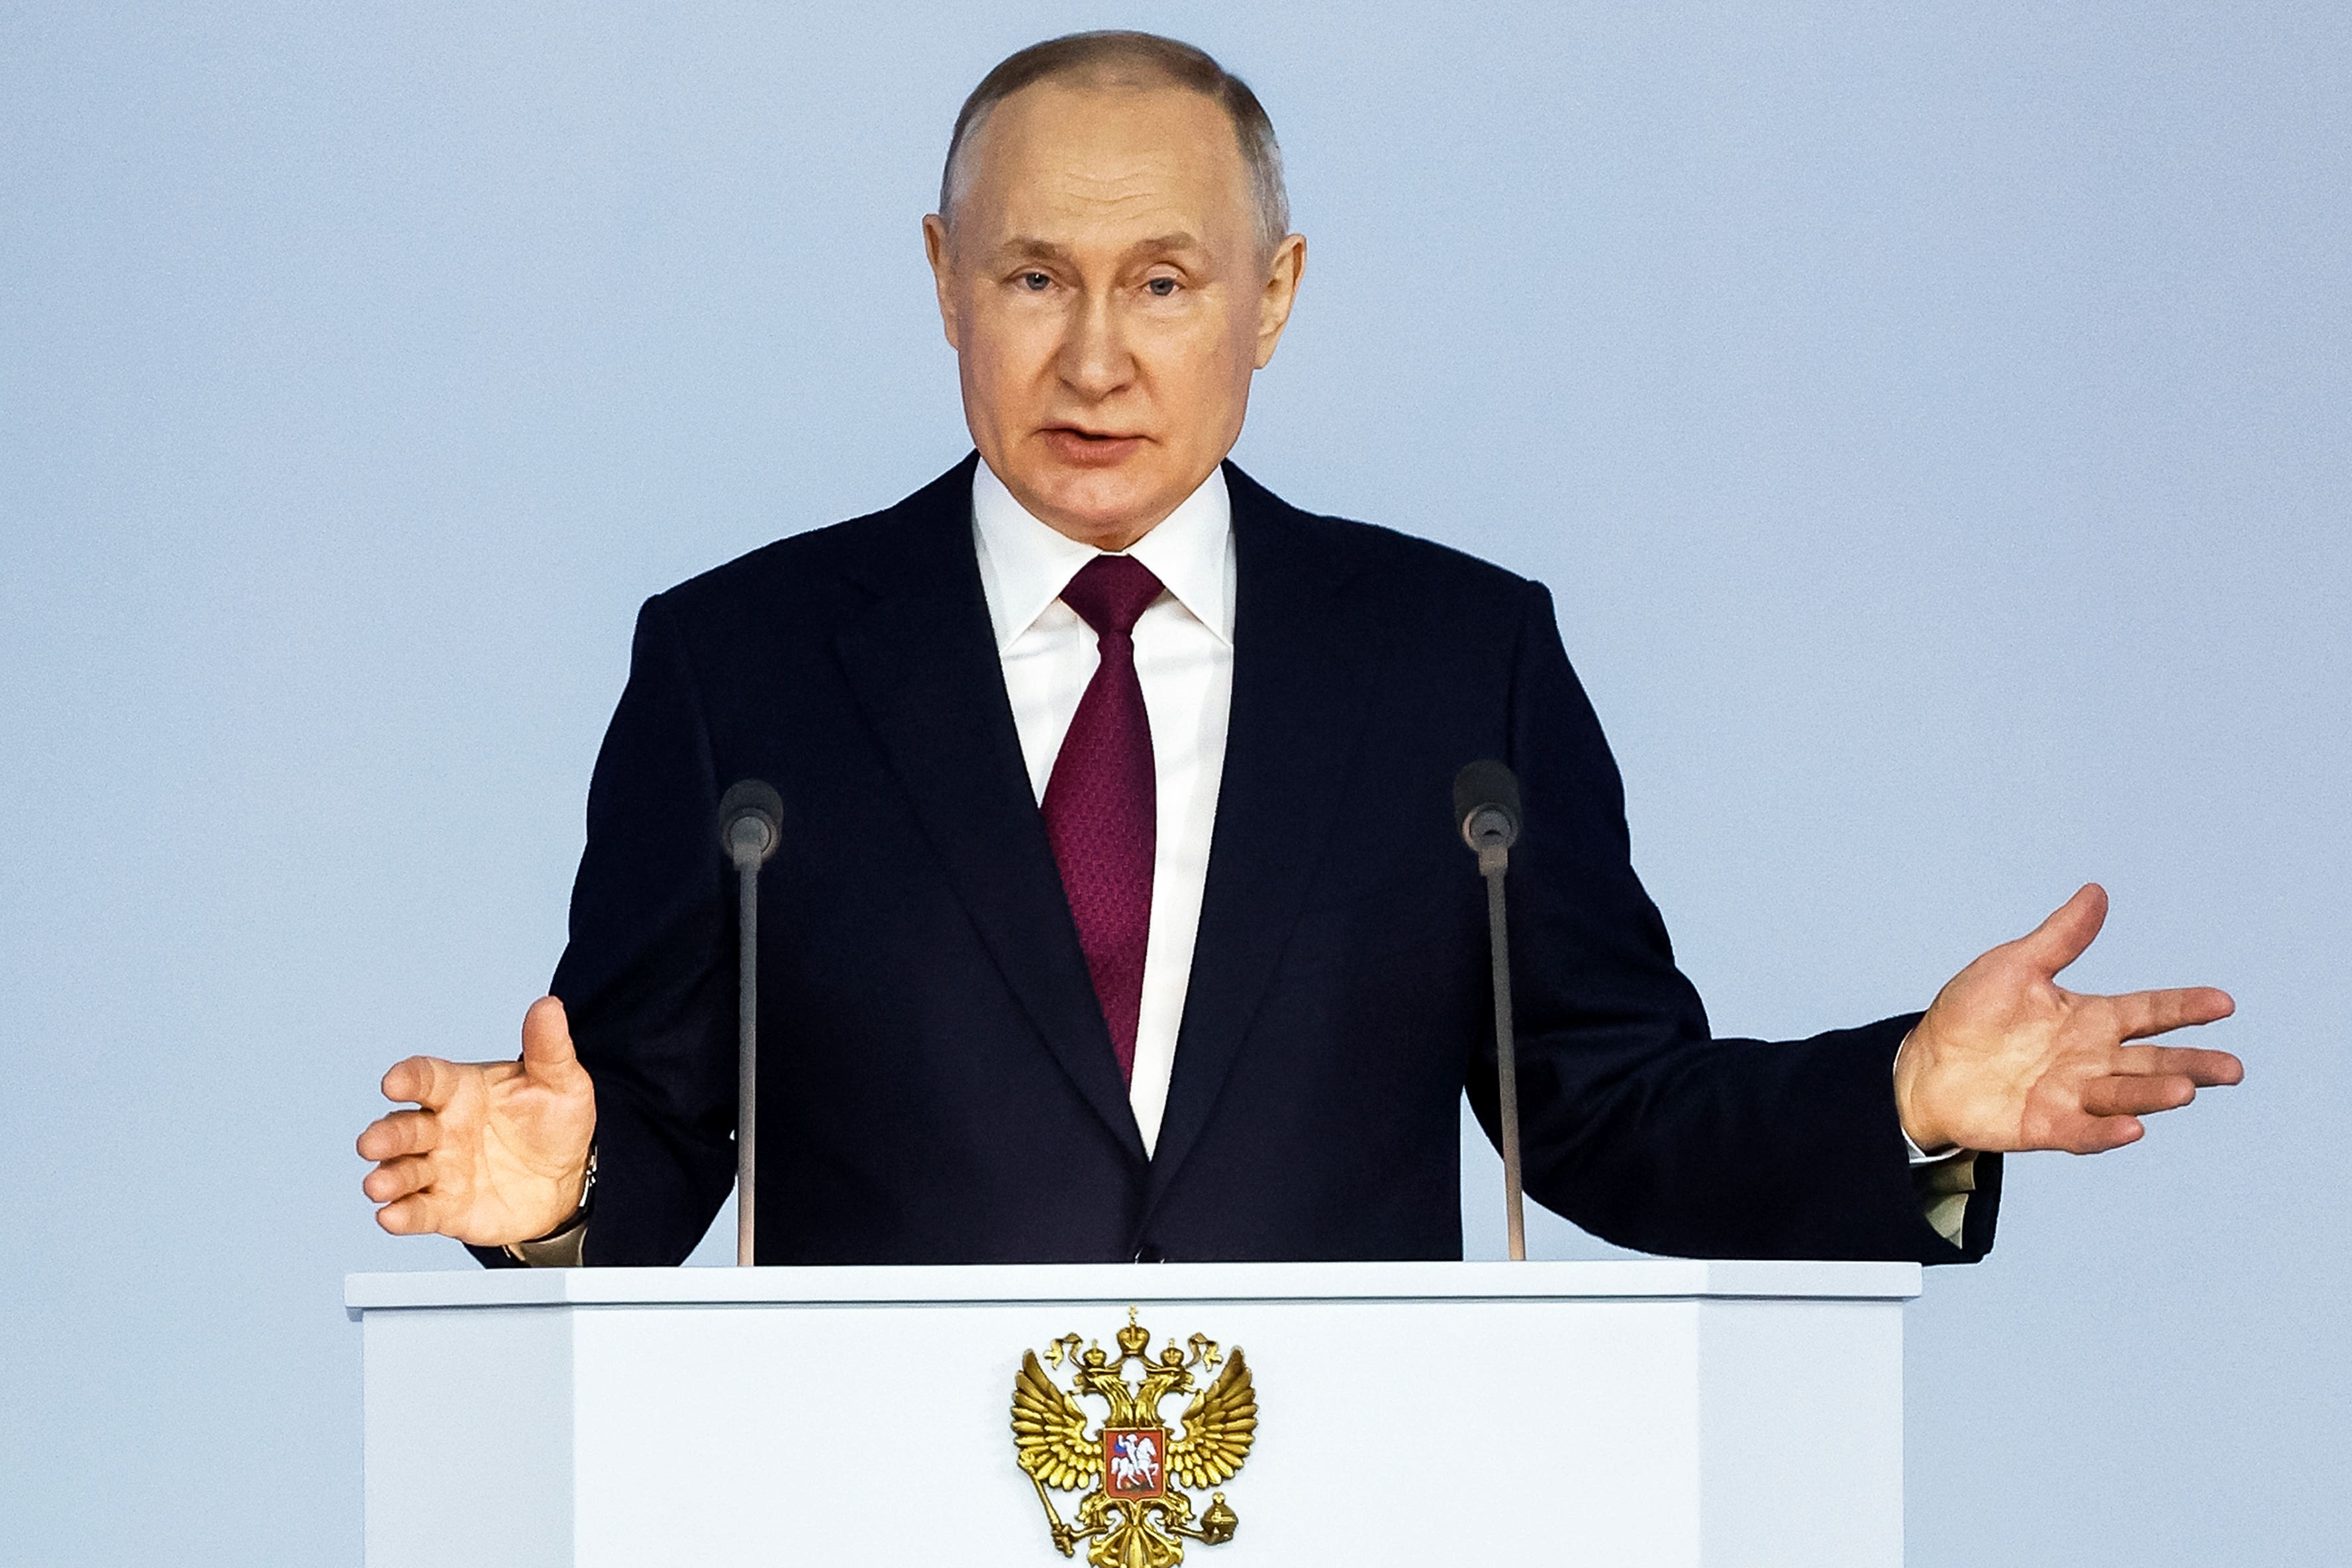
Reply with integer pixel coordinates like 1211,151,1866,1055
1167,1348,1257,1489
1011,1350,1101,1491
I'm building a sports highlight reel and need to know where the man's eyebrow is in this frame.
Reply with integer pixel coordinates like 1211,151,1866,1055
991,233,1207,264
997,236,1075,264
1121,232,1203,258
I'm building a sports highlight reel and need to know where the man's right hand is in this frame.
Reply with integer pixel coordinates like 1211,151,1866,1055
357,995,597,1246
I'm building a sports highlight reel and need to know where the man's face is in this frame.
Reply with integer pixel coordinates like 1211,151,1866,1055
925,80,1304,549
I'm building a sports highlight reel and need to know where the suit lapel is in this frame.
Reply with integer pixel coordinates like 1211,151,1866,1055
1145,464,1385,1203
833,458,1146,1163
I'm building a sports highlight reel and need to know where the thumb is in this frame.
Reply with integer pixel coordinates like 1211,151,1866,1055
2014,883,2108,977
520,995,578,1080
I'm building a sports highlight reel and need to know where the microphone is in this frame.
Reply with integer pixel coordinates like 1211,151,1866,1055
1452,760,1527,1261
720,779,785,868
717,779,785,1266
1453,759,1522,871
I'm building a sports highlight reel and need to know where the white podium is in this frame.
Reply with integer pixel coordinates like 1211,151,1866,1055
347,1259,1916,1567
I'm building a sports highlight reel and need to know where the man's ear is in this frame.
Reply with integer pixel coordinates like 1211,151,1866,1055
1253,233,1306,369
922,214,961,353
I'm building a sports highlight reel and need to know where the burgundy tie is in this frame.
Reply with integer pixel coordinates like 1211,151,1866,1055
1042,555,1165,1086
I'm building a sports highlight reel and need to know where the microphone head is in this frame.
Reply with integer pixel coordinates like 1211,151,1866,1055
1453,759,1522,854
718,778,786,865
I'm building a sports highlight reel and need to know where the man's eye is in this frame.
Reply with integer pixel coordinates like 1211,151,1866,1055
1020,271,1052,291
1146,277,1179,297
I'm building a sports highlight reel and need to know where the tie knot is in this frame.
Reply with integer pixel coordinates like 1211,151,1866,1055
1059,554,1164,638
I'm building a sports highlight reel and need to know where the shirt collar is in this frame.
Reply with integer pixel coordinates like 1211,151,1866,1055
971,457,1234,650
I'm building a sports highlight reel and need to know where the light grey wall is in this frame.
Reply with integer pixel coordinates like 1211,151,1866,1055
3,4,2342,1564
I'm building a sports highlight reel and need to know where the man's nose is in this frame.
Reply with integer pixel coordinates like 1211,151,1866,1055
1057,290,1134,398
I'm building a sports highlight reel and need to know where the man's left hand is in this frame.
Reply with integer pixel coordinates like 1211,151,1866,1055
1894,883,2242,1155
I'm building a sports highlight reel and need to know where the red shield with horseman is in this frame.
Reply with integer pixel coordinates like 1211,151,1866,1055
1101,1426,1167,1500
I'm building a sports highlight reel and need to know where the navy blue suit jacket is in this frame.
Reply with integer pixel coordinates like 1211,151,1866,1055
514,456,1997,1267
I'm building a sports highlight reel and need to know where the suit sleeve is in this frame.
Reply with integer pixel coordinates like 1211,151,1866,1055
1475,580,2000,1263
481,593,740,1266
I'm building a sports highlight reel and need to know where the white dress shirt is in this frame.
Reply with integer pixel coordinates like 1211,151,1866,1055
971,459,1236,1157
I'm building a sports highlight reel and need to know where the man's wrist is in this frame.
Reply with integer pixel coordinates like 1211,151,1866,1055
503,1144,597,1265
1892,1032,1961,1163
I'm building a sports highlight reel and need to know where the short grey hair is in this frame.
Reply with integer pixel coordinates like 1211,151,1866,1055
939,31,1291,256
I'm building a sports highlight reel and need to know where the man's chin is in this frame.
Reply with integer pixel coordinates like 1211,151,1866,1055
1013,462,1175,548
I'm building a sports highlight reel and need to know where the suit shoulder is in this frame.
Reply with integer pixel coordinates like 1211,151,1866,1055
1232,468,1538,610
1325,513,1535,599
654,512,885,617
651,458,973,623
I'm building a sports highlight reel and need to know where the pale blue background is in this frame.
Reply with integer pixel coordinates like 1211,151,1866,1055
3,4,2344,1563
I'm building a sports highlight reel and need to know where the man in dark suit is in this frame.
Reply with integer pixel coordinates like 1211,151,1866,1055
357,32,2241,1268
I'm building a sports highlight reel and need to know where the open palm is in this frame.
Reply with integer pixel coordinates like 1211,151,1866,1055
1894,885,2241,1155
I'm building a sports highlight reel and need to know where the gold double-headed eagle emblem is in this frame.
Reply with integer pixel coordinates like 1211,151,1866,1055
1010,1308,1257,1566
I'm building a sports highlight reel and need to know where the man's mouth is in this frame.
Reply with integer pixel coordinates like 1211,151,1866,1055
1040,426,1147,467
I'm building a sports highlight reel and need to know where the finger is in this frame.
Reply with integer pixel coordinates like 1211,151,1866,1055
356,1108,440,1162
381,1055,464,1110
520,995,577,1081
373,1191,448,1236
2109,1043,2245,1086
2065,1114,2145,1155
2014,883,2108,977
2081,1076,2198,1119
362,1153,434,1204
2110,987,2237,1041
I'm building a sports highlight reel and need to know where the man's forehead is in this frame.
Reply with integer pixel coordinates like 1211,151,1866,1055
961,81,1252,242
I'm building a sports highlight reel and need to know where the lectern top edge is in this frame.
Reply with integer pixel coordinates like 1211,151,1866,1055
344,1257,1921,1317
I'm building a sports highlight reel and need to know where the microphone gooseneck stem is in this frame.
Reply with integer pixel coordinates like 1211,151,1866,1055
1482,845,1526,1261
716,778,785,1269
735,852,759,1267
